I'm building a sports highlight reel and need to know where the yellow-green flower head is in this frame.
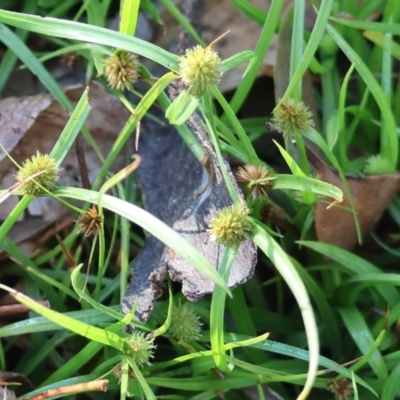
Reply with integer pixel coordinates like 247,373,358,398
272,98,314,137
169,302,202,342
15,151,60,196
178,45,222,96
124,331,156,367
208,204,252,247
364,154,392,175
104,49,139,91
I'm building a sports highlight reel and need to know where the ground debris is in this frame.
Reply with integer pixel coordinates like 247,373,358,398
122,113,257,321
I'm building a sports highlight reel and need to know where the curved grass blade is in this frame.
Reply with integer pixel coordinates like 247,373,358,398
0,22,69,108
0,284,125,350
0,308,119,337
212,87,259,164
290,0,305,100
126,357,156,400
251,221,319,400
363,31,400,61
279,0,334,103
331,17,400,36
338,307,388,382
165,90,199,125
91,71,178,190
0,86,90,247
326,23,398,170
230,0,267,25
220,333,377,396
298,241,400,306
0,0,36,93
273,140,315,206
227,0,285,116
382,362,400,400
272,174,342,202
292,259,342,360
53,187,229,293
0,10,179,71
119,0,139,36
210,246,237,372
70,264,124,320
151,280,173,339
220,50,256,74
158,0,205,46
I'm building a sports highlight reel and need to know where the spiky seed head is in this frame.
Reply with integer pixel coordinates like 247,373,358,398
364,154,392,175
261,202,285,223
169,302,202,342
15,151,60,196
327,378,353,400
208,204,252,247
124,331,156,367
272,98,314,137
113,362,135,383
75,205,102,237
236,164,274,201
178,45,222,96
60,51,80,69
104,49,140,91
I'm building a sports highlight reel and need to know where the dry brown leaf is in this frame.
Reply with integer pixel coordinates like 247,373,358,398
0,219,52,260
308,149,400,250
0,82,132,262
0,82,131,222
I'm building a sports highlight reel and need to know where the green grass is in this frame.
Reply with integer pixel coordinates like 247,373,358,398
0,0,400,399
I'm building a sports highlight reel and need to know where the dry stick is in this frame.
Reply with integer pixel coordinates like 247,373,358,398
75,135,91,190
55,233,76,269
20,379,108,400
0,300,50,316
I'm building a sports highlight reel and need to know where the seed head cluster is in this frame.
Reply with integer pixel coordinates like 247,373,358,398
364,154,392,175
236,163,274,201
169,302,202,342
15,151,60,196
104,49,140,91
124,330,156,367
272,98,314,138
327,378,353,400
178,45,222,96
75,205,102,237
208,204,252,247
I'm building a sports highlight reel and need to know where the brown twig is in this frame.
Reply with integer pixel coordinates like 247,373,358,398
75,135,91,190
0,301,50,316
19,379,108,400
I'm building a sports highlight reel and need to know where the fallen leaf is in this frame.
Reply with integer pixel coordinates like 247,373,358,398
0,79,132,271
308,148,400,250
0,219,52,260
0,82,131,221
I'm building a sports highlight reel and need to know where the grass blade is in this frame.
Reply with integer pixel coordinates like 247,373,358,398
252,222,319,400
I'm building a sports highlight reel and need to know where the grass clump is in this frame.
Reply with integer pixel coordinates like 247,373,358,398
0,1,399,400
